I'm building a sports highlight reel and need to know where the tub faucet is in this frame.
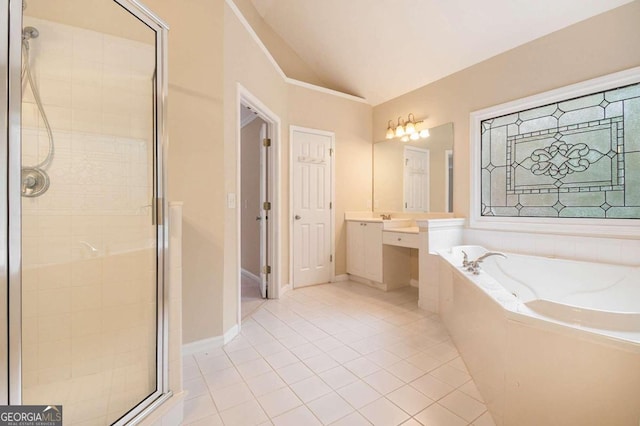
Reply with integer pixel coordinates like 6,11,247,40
464,251,506,275
461,250,470,268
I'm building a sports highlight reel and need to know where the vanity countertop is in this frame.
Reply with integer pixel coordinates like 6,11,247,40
383,227,419,234
346,218,414,229
346,217,407,223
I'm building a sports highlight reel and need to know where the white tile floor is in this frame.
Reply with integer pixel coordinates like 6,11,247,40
183,281,495,426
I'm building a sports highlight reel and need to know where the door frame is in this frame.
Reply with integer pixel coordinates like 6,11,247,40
445,149,453,213
289,125,335,289
236,84,282,327
0,0,11,406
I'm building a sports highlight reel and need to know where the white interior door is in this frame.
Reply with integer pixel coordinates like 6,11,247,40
291,127,333,288
404,146,430,212
259,123,268,298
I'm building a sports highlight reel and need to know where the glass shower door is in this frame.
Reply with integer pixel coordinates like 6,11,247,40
12,0,167,424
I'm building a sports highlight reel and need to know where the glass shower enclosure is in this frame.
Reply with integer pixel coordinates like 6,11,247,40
1,0,169,424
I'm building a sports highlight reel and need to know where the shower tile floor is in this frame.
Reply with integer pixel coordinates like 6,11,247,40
182,281,495,426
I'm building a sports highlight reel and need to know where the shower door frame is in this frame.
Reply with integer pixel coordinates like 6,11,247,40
3,0,171,423
0,0,10,407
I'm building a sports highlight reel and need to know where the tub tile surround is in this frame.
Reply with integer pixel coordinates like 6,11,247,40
183,282,494,425
437,254,640,426
464,228,640,267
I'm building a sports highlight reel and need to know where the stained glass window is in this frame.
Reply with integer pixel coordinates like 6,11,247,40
480,82,640,219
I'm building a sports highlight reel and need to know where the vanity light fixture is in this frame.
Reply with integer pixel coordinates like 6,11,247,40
385,113,430,141
395,117,405,137
385,120,395,139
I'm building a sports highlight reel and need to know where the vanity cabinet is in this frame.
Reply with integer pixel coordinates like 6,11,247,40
347,221,383,282
346,220,411,290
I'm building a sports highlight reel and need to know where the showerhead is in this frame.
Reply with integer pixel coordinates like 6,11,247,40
22,26,39,41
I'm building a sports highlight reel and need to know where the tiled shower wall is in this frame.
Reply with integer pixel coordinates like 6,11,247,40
21,17,157,425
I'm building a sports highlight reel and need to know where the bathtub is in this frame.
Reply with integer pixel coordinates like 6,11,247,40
437,245,640,426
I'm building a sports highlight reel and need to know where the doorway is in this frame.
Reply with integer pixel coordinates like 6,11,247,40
237,86,282,325
240,105,268,317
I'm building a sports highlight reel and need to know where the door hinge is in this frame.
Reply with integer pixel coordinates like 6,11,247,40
329,148,334,156
329,202,332,209
263,265,271,274
263,201,271,211
263,138,271,147
405,202,408,208
330,254,333,262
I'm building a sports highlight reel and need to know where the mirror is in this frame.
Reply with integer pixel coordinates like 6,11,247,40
374,122,453,212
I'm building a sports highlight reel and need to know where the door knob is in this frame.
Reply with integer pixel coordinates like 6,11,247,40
256,216,261,221
294,215,301,220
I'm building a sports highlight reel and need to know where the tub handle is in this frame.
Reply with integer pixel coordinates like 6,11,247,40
461,250,470,267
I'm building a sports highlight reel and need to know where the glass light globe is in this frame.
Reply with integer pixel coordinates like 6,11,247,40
405,121,416,134
386,127,395,139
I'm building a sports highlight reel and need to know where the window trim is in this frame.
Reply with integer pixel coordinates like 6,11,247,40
469,66,640,238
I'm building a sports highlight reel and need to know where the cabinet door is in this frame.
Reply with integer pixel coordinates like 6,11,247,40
346,221,365,277
363,223,383,282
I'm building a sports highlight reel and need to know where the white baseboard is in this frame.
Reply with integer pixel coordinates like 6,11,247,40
182,324,240,356
333,274,349,282
349,274,387,291
280,283,291,295
182,336,223,356
224,324,240,344
410,278,419,288
241,268,261,286
138,391,185,426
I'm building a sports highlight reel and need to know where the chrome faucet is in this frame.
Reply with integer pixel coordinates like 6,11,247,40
462,250,506,275
380,213,391,220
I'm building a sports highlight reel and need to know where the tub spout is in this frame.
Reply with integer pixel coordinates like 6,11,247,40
476,252,507,262
466,251,506,275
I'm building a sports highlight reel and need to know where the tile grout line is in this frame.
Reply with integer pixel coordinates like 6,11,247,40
184,282,493,426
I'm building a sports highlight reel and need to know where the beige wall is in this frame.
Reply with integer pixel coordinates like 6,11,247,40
144,0,225,344
241,118,264,276
223,3,372,333
232,0,327,87
223,2,290,333
373,1,640,219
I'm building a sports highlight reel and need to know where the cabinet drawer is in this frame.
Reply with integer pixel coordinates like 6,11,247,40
382,231,419,249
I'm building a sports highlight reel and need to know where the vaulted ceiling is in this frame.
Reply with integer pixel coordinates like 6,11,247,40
251,0,633,105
